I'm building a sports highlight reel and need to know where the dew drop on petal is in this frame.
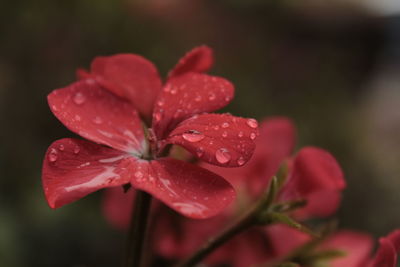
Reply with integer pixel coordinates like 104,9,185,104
163,84,171,92
208,93,216,101
237,157,246,166
182,131,205,142
213,125,220,130
225,96,231,102
246,119,258,129
154,112,162,122
48,148,58,162
74,115,81,121
73,146,80,154
195,95,202,102
222,131,228,138
157,99,165,107
215,148,231,164
250,132,257,140
93,116,103,124
238,131,244,138
58,144,65,151
73,92,86,105
171,88,178,95
222,122,229,128
196,147,204,157
135,171,144,179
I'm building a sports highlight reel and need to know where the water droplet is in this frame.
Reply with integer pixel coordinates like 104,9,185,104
73,92,86,105
222,131,228,138
225,96,231,102
208,93,216,101
171,88,178,95
157,99,165,107
196,147,204,157
195,95,202,102
93,116,103,124
48,148,58,162
74,115,81,121
135,171,144,179
154,112,162,122
238,131,244,138
182,130,205,142
73,146,80,154
163,84,171,92
58,144,65,151
250,132,257,140
215,148,231,164
246,119,258,128
222,122,229,128
237,157,246,166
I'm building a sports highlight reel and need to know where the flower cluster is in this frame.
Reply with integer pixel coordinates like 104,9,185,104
42,46,400,267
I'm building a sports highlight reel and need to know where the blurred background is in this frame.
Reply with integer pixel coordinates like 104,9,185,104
1,0,400,266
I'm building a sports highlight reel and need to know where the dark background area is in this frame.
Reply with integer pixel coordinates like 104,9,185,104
1,0,400,266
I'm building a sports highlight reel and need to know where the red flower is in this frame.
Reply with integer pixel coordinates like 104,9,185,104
102,117,346,266
205,116,346,219
42,46,259,219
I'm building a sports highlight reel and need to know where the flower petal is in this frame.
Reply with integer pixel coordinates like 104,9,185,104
91,54,162,118
42,138,133,209
371,230,400,267
321,231,374,267
130,158,236,219
371,238,397,267
167,114,258,167
320,230,374,267
48,80,147,155
279,147,345,218
152,73,234,139
293,190,342,219
168,45,214,78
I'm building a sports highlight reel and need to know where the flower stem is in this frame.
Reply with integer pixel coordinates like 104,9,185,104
124,190,152,267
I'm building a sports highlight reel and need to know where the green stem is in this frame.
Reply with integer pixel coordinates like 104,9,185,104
124,190,152,267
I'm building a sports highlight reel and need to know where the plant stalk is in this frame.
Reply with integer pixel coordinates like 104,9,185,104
124,190,152,267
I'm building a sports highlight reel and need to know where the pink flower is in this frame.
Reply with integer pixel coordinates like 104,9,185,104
102,117,346,266
42,46,259,219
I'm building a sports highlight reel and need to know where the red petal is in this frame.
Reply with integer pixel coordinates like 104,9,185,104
372,238,397,267
387,230,400,252
91,54,162,118
42,138,134,209
371,230,400,267
48,80,147,155
152,73,234,139
167,114,258,167
102,187,135,230
279,147,345,218
130,158,235,218
293,190,342,219
321,231,374,267
168,46,214,78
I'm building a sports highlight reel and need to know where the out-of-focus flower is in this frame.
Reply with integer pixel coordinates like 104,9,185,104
42,46,259,219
